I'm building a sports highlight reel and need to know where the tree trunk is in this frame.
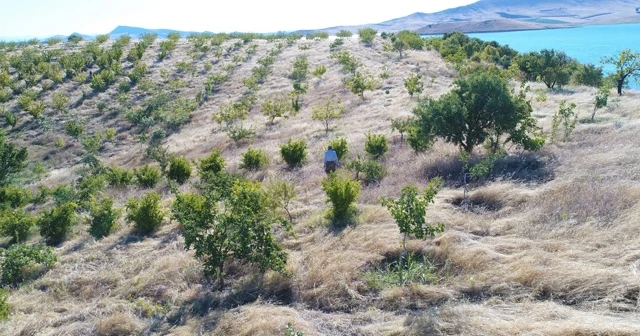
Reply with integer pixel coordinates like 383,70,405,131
217,263,224,291
617,78,624,96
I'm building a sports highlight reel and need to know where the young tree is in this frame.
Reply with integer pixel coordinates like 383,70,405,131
172,179,289,289
38,202,78,245
0,131,28,185
336,30,353,38
261,94,293,124
345,72,376,100
551,100,578,142
264,179,297,224
358,28,377,47
592,84,611,122
311,96,345,134
404,74,423,97
602,49,640,95
322,172,360,226
518,49,574,89
126,191,165,235
411,72,545,153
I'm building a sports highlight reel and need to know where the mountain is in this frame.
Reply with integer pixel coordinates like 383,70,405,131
109,26,209,39
304,0,640,34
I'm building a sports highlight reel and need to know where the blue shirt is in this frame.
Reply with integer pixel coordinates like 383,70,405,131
324,149,338,163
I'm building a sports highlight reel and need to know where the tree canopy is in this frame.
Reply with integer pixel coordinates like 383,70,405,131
602,49,640,95
410,72,545,153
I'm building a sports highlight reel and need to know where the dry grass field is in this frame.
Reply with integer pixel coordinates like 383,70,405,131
0,35,639,335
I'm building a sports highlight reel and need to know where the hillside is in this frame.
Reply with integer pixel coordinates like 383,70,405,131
312,0,640,34
0,35,639,335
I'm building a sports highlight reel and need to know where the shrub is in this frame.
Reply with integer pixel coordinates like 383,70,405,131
38,202,78,245
404,74,423,97
380,179,444,253
106,166,134,187
27,100,45,119
52,92,68,111
360,160,386,184
336,30,353,38
125,191,165,235
358,28,377,47
240,148,269,171
345,71,376,99
1,244,56,286
261,94,294,124
312,65,327,78
329,137,348,161
128,61,147,84
0,209,37,243
95,34,110,44
167,156,192,184
133,165,161,188
552,100,578,142
51,184,76,204
0,131,28,185
364,133,388,159
322,173,360,225
198,150,225,175
88,196,121,239
280,139,307,168
0,288,8,320
0,185,31,209
64,121,84,138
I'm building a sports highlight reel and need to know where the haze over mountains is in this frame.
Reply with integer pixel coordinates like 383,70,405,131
5,0,640,40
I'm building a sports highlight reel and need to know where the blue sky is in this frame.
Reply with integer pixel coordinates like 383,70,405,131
0,0,477,39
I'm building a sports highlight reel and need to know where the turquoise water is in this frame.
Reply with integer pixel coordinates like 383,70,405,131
465,23,640,88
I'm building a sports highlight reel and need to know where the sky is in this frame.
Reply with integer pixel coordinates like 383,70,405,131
0,0,478,39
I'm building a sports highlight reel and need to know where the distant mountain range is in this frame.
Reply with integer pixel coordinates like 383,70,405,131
309,0,640,34
3,0,640,41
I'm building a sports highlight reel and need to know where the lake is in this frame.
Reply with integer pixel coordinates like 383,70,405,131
461,23,640,88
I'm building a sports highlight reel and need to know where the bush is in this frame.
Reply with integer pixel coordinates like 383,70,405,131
364,133,388,160
1,244,56,286
329,137,348,161
0,209,37,243
336,30,353,38
106,166,134,187
240,148,269,171
64,121,84,138
125,191,165,235
360,160,386,184
88,196,121,239
280,139,307,168
322,173,360,225
0,185,31,209
37,202,78,245
0,131,27,185
52,92,68,111
134,165,161,188
167,156,192,184
199,150,225,175
0,288,8,320
358,28,377,47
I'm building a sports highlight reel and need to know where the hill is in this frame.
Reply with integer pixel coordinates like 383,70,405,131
0,35,639,335
311,0,640,34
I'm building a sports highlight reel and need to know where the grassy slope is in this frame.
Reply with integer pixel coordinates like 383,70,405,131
1,36,640,335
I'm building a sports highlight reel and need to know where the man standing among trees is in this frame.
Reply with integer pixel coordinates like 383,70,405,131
324,146,338,173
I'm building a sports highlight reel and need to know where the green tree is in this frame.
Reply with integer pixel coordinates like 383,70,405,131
336,30,353,38
345,72,376,99
390,117,413,142
551,101,578,142
358,28,377,47
88,196,121,239
38,202,78,245
1,244,56,286
52,92,68,111
168,156,192,184
322,172,360,226
602,49,640,95
125,191,165,235
518,49,573,89
412,72,545,153
364,133,388,159
280,139,307,168
172,179,289,289
0,209,36,243
0,131,28,185
198,150,225,175
329,137,348,161
261,94,294,124
380,178,443,252
311,96,345,134
240,148,269,171
592,84,611,122
133,164,161,188
264,179,297,224
404,74,423,97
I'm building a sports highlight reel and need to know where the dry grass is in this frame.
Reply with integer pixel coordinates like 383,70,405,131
0,36,639,335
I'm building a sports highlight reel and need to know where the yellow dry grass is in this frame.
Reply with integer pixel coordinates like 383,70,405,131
0,36,639,335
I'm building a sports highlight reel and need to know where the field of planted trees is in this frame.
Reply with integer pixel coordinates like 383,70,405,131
0,29,639,335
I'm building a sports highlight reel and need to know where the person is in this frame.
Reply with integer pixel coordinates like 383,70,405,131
324,146,338,173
